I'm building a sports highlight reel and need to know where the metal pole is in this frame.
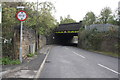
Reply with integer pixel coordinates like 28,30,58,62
118,1,120,33
19,21,23,63
35,0,39,51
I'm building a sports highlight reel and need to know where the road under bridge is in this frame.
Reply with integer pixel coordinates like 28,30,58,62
46,22,82,45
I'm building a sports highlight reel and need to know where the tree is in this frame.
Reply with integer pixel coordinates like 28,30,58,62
83,11,96,26
2,2,23,40
107,14,118,25
98,7,113,24
2,2,57,59
24,2,57,35
2,2,25,59
116,6,120,25
2,1,56,39
60,15,76,24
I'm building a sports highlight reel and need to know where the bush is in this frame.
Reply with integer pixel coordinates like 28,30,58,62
27,53,34,57
0,57,11,65
10,60,21,65
78,29,100,49
88,31,103,50
0,57,21,65
78,29,119,53
2,42,14,58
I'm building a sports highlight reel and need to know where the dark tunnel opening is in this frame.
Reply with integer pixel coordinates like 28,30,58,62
53,33,78,47
46,22,82,47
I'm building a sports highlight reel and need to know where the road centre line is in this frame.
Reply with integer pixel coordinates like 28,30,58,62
64,47,85,58
65,47,119,75
65,47,69,50
98,64,120,74
72,51,85,58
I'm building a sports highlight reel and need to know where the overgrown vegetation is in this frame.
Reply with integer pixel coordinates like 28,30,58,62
78,28,119,57
0,57,21,65
2,2,57,36
89,50,119,58
2,2,57,60
59,15,76,24
82,7,119,26
27,53,34,57
79,6,120,57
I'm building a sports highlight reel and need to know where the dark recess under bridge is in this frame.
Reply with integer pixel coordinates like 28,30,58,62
46,22,82,45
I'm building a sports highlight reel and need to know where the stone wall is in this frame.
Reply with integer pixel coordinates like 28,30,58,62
22,27,36,57
46,33,55,45
14,26,46,59
39,35,46,48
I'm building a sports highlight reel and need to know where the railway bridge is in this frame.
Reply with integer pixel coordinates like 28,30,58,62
46,22,82,45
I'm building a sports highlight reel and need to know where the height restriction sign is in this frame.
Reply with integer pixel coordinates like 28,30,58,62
16,10,28,21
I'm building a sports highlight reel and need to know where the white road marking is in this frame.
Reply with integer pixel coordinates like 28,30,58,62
98,64,120,74
65,47,69,50
64,47,85,58
34,47,51,79
72,51,85,58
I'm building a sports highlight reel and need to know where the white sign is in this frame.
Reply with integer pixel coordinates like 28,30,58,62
16,10,28,21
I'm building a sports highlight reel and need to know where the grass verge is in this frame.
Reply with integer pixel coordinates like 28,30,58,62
88,49,119,58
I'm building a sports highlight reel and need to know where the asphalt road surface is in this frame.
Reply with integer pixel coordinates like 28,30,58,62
40,45,119,78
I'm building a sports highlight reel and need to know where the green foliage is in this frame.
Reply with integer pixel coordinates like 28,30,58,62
78,28,119,53
2,2,57,59
24,2,57,35
27,53,34,57
0,57,11,65
2,3,20,40
60,15,76,24
2,1,57,38
2,42,14,58
88,31,103,50
10,60,21,65
99,7,112,24
0,57,21,65
34,52,38,55
89,50,119,58
83,7,119,25
83,11,96,26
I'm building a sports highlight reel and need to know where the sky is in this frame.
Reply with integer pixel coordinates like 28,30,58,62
1,0,120,22
44,0,119,22
51,0,120,22
54,0,120,22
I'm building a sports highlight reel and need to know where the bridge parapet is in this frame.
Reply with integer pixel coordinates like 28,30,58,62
54,22,82,34
55,30,79,34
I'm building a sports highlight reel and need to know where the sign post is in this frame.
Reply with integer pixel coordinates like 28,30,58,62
16,9,28,63
118,1,120,21
0,4,2,24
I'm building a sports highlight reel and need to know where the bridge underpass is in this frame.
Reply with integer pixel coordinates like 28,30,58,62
46,22,82,46
54,33,78,46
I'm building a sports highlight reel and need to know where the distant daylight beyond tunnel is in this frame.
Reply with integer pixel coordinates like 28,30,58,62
54,33,78,46
46,22,82,46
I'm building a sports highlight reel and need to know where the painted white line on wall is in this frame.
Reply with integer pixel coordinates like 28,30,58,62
98,64,120,74
72,51,85,58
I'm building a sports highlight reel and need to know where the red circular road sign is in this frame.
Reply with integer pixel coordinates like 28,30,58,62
16,10,28,21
